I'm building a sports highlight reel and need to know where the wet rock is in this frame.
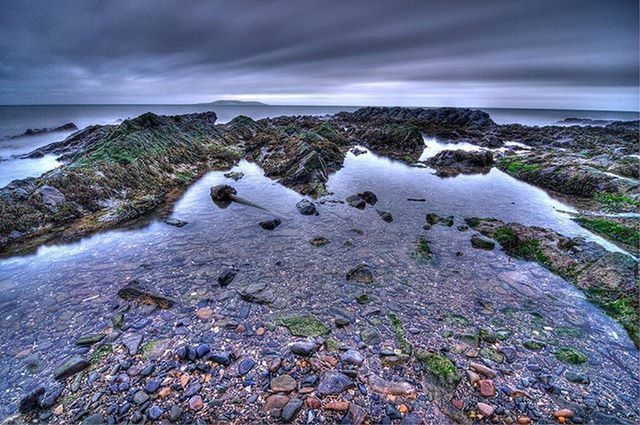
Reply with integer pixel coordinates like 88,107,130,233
164,218,187,227
75,333,106,346
237,281,275,304
271,375,297,393
224,171,244,181
133,390,150,405
148,405,164,420
53,355,89,380
553,409,574,420
376,209,393,222
477,402,494,417
471,235,495,250
368,374,416,396
565,371,590,384
117,280,175,309
188,395,204,411
358,191,378,205
238,357,256,375
168,405,182,421
122,333,143,355
210,184,237,207
469,362,497,378
281,398,303,423
82,414,105,425
346,194,366,209
290,341,319,356
349,403,369,425
209,352,232,366
18,386,45,414
195,307,213,320
478,379,496,397
259,218,281,230
218,268,237,286
306,396,321,409
310,236,330,247
346,263,374,283
428,149,494,177
33,185,66,213
340,349,365,366
264,394,290,411
325,401,350,411
318,371,355,395
296,199,317,215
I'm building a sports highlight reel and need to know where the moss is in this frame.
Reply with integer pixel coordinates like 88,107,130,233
479,328,497,343
388,313,412,355
594,296,640,348
316,122,342,143
356,293,370,304
480,347,505,364
493,227,551,266
498,158,542,176
175,170,196,184
278,314,330,337
325,337,340,352
91,344,113,365
553,326,584,339
443,313,470,327
140,340,159,357
412,237,432,261
524,340,546,350
555,347,588,364
415,351,460,387
594,192,640,213
574,217,639,248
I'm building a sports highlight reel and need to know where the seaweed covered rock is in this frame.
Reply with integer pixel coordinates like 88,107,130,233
428,149,494,177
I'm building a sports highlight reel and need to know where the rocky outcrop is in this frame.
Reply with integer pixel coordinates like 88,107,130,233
467,217,639,347
427,149,494,177
5,122,78,140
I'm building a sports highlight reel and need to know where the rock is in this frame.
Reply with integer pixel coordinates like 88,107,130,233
368,374,416,396
271,375,297,392
53,355,89,380
306,395,321,409
349,403,369,425
195,343,210,358
296,199,317,215
340,349,364,366
169,405,182,421
264,394,290,411
122,333,143,355
376,209,393,222
281,398,303,423
259,218,281,230
553,409,574,419
290,341,318,356
208,352,232,366
195,307,213,320
517,417,531,425
117,280,175,309
477,402,494,416
471,235,495,250
145,379,161,393
148,405,164,420
188,395,204,411
165,218,187,227
334,316,352,327
478,379,496,397
82,414,105,425
133,391,150,405
428,149,494,177
426,213,441,225
210,184,237,203
238,357,256,375
565,371,590,384
346,263,374,283
75,333,105,346
33,185,66,213
310,236,330,246
317,371,355,395
325,401,350,411
237,281,275,304
224,171,244,181
346,194,366,209
469,362,497,378
358,191,378,205
18,386,45,413
218,268,237,286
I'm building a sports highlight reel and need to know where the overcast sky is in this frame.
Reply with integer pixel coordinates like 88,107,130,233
0,0,638,110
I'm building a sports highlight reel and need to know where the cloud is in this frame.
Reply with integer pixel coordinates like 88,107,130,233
0,0,637,109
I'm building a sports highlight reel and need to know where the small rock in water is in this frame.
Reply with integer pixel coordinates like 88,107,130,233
195,307,213,320
478,379,496,397
296,199,317,215
271,375,297,393
290,341,318,356
238,357,256,375
188,395,204,411
310,236,330,247
237,281,275,304
477,402,494,416
122,333,143,355
281,398,303,423
209,352,232,366
117,280,175,309
376,209,393,222
317,371,355,395
148,405,164,420
358,191,378,205
218,268,237,285
345,194,366,209
340,349,364,366
224,171,244,181
75,333,105,346
346,263,374,283
164,218,187,227
53,355,90,380
259,218,281,230
471,235,495,250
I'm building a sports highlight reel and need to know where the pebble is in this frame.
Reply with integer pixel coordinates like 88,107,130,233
340,349,364,366
281,398,303,423
148,405,164,420
188,395,203,411
478,379,496,397
317,371,355,395
477,402,494,416
271,374,297,393
238,357,256,375
195,307,213,320
290,341,318,356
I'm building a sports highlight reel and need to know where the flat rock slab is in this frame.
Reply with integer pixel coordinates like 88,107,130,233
117,280,175,309
54,355,89,380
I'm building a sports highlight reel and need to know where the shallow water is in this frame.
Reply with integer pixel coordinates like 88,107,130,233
0,146,638,418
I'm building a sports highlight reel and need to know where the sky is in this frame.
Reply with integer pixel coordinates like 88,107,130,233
0,0,638,110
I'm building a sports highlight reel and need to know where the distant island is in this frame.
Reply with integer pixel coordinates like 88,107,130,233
201,99,268,106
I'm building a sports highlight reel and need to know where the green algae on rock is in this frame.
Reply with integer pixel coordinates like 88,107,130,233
415,351,461,387
278,315,330,337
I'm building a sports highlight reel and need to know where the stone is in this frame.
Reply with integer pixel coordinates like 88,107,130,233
145,379,161,393
259,218,281,230
296,199,317,215
469,362,497,378
271,375,297,393
169,405,182,421
290,341,319,356
224,171,244,181
195,307,213,320
310,236,330,246
325,401,350,411
349,403,369,425
238,357,256,375
18,386,45,414
209,352,232,366
237,281,275,304
33,185,65,213
82,414,105,425
218,268,237,286
165,218,187,227
368,374,416,397
477,402,494,416
210,184,237,202
188,395,204,411
376,209,393,222
553,409,574,419
346,263,374,283
148,405,164,420
53,355,89,380
264,394,290,411
478,379,496,397
306,396,321,409
471,235,495,250
340,349,364,366
358,191,378,205
346,194,366,209
133,391,150,405
117,280,175,309
122,333,143,355
281,398,303,423
75,334,106,346
565,371,590,384
317,371,355,395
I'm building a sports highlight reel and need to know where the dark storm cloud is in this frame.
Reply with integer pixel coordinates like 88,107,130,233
0,0,637,109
